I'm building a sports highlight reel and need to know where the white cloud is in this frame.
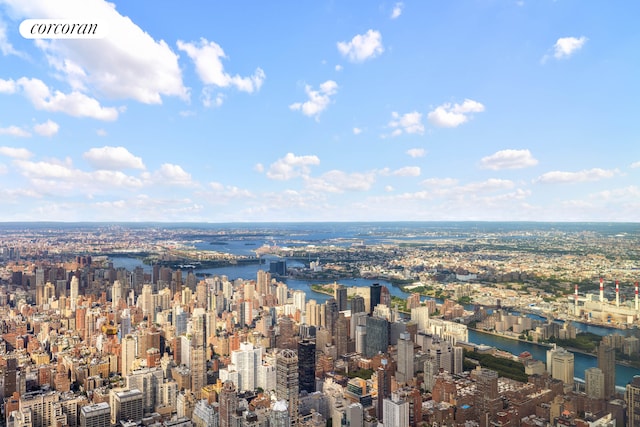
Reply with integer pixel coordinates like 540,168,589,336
266,153,320,180
96,129,107,136
177,38,265,93
535,168,618,184
3,0,188,104
480,149,538,170
33,119,59,137
0,78,16,93
0,19,23,57
337,29,384,63
353,127,362,135
391,2,404,19
17,77,119,121
202,88,225,108
306,170,376,193
0,146,33,159
630,161,640,169
421,177,459,187
254,163,264,173
553,36,587,59
384,185,394,192
388,111,424,135
0,125,30,137
153,163,193,185
289,80,338,120
406,148,425,158
427,99,485,128
392,166,421,177
380,166,421,177
83,146,145,170
335,64,343,72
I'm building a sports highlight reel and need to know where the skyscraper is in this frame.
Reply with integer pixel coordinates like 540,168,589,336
121,334,136,377
335,313,349,357
370,283,382,314
350,295,365,314
597,344,616,398
219,381,238,427
276,349,299,424
376,359,392,421
474,368,500,427
396,332,414,385
585,367,605,399
335,285,347,312
626,376,640,427
298,339,316,393
365,316,389,358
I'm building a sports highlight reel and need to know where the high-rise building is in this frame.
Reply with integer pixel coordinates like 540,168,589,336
298,339,316,393
598,344,616,399
335,313,349,357
111,389,143,425
547,346,574,388
230,342,264,392
121,334,136,377
70,277,79,310
335,286,347,312
585,367,605,399
474,368,500,427
370,283,382,314
365,316,389,358
219,381,238,427
626,376,640,427
383,394,409,427
276,349,299,424
376,359,392,421
270,400,290,427
350,295,365,314
80,402,110,427
396,332,414,384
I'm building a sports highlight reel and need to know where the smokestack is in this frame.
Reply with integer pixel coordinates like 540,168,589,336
635,282,638,312
615,280,619,307
600,277,604,303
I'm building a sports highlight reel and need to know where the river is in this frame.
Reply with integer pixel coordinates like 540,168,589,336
110,256,640,388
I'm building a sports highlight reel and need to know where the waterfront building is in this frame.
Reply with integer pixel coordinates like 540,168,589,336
597,344,616,399
350,295,365,314
585,367,605,400
547,346,574,389
335,285,347,312
626,376,640,427
370,283,381,314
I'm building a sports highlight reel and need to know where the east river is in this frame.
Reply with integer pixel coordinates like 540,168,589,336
111,256,640,389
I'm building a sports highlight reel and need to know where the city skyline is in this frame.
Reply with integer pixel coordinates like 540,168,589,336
0,1,639,222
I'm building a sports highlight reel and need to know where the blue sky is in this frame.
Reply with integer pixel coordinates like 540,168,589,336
0,0,638,222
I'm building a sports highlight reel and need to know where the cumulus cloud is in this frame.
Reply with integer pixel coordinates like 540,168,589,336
0,146,33,159
388,111,424,136
337,29,384,63
406,148,426,158
0,78,16,93
391,2,404,19
535,168,618,184
0,125,30,137
480,149,538,170
33,119,59,137
553,36,588,59
153,163,193,185
353,127,362,135
177,38,265,93
201,88,225,108
631,161,640,169
289,80,338,120
421,177,459,187
2,0,188,104
266,153,320,180
17,77,119,120
306,170,376,193
427,99,485,128
83,146,145,170
380,166,421,177
0,19,23,57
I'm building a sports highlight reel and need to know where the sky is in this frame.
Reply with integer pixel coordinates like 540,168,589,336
0,1,638,222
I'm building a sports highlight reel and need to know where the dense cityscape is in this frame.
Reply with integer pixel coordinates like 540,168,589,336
0,222,638,427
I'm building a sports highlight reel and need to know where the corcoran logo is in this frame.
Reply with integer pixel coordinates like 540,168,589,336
19,19,108,39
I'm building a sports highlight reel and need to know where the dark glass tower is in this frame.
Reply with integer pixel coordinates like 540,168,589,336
370,283,382,314
298,339,316,393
